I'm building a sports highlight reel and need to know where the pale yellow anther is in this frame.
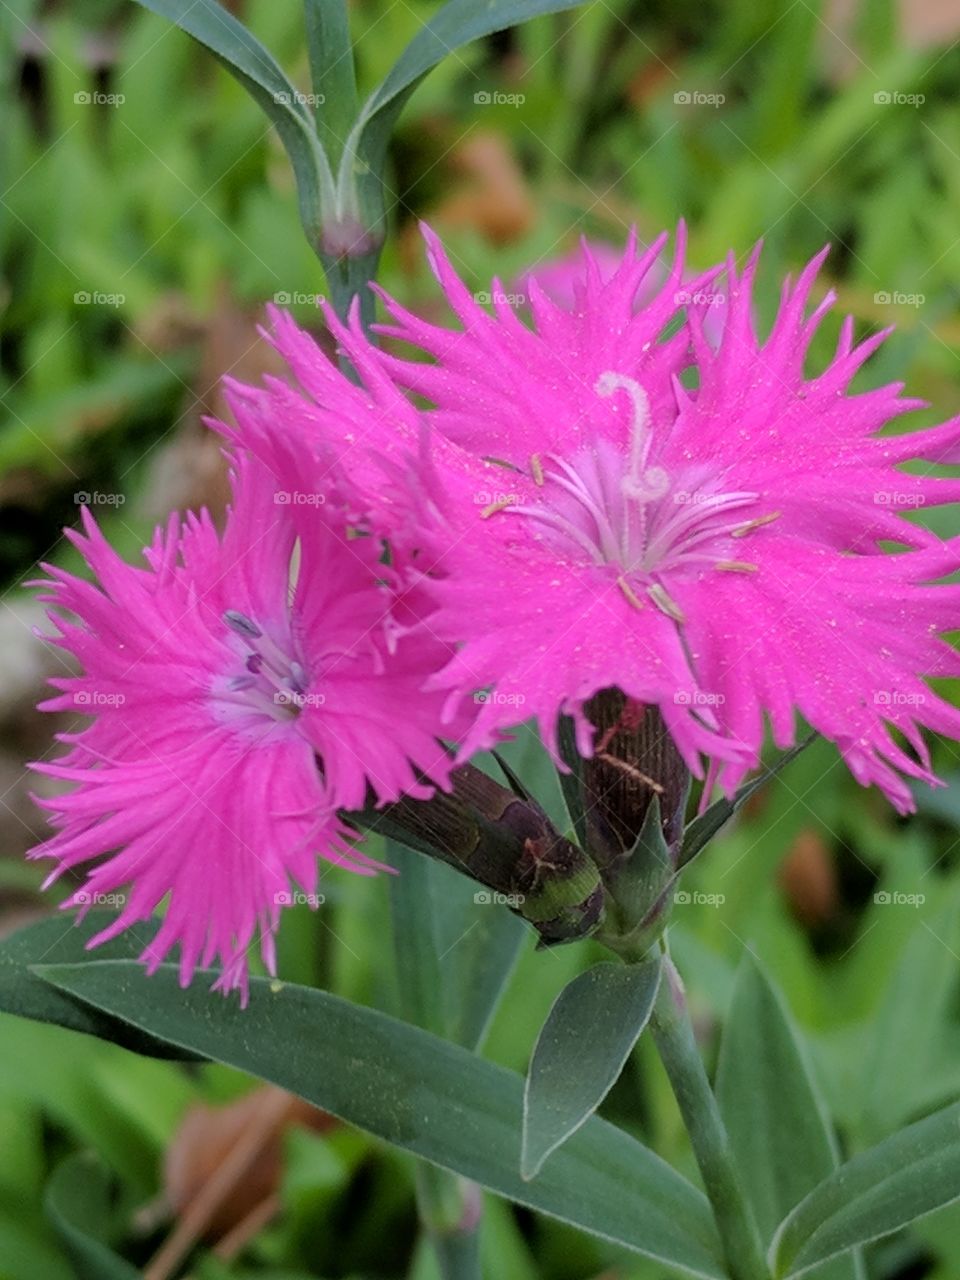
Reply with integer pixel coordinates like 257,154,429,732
530,453,544,486
648,582,686,623
617,575,646,611
732,511,781,538
480,499,514,519
715,560,758,573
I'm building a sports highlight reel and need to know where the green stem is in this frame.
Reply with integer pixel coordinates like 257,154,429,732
387,843,482,1280
650,956,770,1280
415,1163,482,1280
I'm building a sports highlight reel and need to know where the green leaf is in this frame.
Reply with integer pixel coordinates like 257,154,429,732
389,839,526,1051
522,958,661,1180
348,0,584,239
44,1152,140,1280
0,911,202,1061
303,0,358,164
716,957,862,1280
557,714,589,850
679,735,817,869
772,1100,960,1278
389,840,451,1036
128,0,331,240
452,899,527,1054
359,0,582,142
34,960,726,1279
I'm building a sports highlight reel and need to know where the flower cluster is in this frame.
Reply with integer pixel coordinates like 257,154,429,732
31,224,960,993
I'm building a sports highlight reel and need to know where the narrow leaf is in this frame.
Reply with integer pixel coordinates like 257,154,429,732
44,1153,139,1280
679,735,817,869
557,714,588,850
0,912,201,1061
772,1100,960,1277
716,956,862,1279
303,0,358,162
129,0,331,238
522,958,661,1180
34,960,725,1279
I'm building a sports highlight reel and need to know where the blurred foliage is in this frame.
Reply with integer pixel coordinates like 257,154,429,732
3,0,960,1276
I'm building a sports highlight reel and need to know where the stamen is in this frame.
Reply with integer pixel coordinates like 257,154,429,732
648,582,686,623
617,575,646,611
595,371,669,502
481,498,514,519
715,561,758,573
223,609,262,639
530,453,544,486
732,511,781,538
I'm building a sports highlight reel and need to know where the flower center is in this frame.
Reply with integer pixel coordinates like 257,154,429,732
488,372,776,622
214,609,310,723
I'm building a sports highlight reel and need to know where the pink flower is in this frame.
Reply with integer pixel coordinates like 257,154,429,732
231,226,960,813
30,458,458,999
518,238,728,347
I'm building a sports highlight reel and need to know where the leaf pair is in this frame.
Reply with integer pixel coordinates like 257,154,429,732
522,943,960,1278
130,0,583,313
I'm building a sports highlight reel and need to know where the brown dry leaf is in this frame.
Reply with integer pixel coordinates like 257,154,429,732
144,1085,337,1280
423,130,537,246
163,1086,335,1239
779,828,838,927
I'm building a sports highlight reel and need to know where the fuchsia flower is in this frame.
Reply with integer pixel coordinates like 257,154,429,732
30,459,458,999
519,238,728,347
233,225,960,813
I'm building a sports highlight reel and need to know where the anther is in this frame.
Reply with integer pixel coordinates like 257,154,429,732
223,609,262,639
530,453,544,486
715,561,758,573
481,498,514,519
617,576,646,611
648,582,686,623
731,511,781,538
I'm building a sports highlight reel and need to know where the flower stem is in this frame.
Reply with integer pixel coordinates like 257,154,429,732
650,955,770,1280
415,1164,482,1280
